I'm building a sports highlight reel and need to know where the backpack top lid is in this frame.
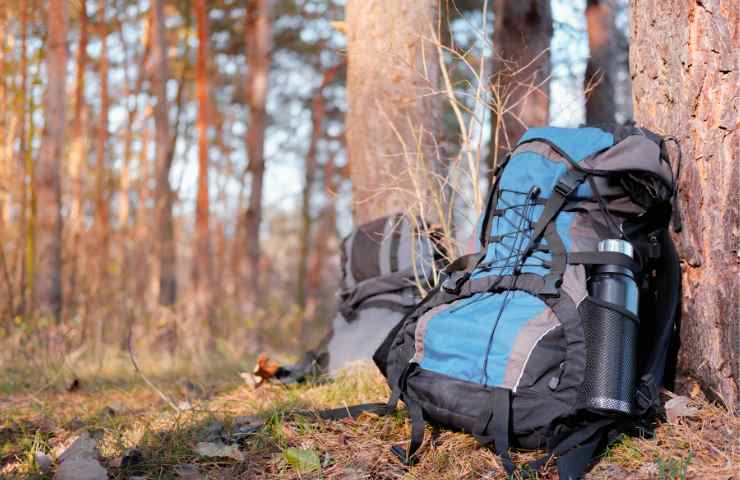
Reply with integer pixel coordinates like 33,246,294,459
476,125,675,278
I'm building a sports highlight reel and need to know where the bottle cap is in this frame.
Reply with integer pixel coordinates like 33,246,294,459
597,239,634,258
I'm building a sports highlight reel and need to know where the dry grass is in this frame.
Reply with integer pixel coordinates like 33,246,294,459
1,361,738,479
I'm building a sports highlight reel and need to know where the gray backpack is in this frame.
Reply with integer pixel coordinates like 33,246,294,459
267,214,441,383
327,214,439,374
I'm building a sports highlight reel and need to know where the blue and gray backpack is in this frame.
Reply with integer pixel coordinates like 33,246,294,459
373,124,682,478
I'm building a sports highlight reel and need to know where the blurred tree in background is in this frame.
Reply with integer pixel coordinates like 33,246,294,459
0,0,639,369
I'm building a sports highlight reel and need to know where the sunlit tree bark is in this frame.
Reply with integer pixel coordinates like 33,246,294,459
296,62,342,315
346,0,441,224
489,0,552,171
34,0,68,322
242,0,272,323
193,0,214,330
151,0,177,306
66,0,89,318
631,0,740,409
584,0,617,124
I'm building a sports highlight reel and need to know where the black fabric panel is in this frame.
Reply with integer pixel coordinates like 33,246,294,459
405,367,573,450
389,215,402,272
338,273,416,317
545,293,587,411
639,229,681,389
512,326,576,449
350,216,387,282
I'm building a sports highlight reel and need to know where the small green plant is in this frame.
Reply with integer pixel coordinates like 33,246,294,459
655,451,692,480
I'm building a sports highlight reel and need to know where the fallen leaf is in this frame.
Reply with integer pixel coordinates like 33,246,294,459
283,447,320,473
194,442,244,461
665,395,699,423
66,378,81,392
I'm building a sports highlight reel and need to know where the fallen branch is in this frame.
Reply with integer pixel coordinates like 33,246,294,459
127,323,181,413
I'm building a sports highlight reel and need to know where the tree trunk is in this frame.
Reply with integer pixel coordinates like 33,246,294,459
297,63,342,341
346,0,441,224
584,0,617,124
66,0,88,319
296,63,341,311
34,0,67,322
489,0,552,171
151,0,177,306
193,0,214,330
243,0,272,321
630,0,740,409
95,0,111,290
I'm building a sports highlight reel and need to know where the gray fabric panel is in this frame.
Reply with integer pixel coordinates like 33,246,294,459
379,216,395,276
562,265,588,308
512,141,571,166
411,303,453,364
502,309,561,391
397,216,413,272
583,135,672,186
562,213,597,306
327,307,405,375
343,232,357,290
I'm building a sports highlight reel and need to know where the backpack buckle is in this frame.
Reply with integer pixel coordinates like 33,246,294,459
554,171,584,198
539,273,562,297
442,271,469,294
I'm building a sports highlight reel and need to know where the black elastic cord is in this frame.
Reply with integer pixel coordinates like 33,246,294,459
585,173,622,239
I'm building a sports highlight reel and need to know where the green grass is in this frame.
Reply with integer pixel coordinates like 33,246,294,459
1,360,738,479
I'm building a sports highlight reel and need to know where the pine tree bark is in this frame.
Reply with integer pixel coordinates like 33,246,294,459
297,63,343,341
489,0,552,170
95,0,111,289
584,0,617,124
346,0,441,224
243,0,272,318
296,63,342,311
66,0,88,318
193,0,214,329
630,0,740,409
151,0,177,306
34,0,67,322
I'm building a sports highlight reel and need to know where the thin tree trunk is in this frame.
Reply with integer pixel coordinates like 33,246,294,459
243,0,272,326
584,0,617,124
91,0,111,356
346,0,441,224
304,148,340,343
296,63,342,313
489,0,552,172
95,0,110,288
34,0,67,322
66,0,88,319
17,0,30,317
193,0,214,332
151,0,177,306
631,0,740,409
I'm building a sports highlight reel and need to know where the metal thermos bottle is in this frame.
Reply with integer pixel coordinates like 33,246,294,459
583,239,640,415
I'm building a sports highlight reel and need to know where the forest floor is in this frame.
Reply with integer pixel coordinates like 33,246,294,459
1,360,738,479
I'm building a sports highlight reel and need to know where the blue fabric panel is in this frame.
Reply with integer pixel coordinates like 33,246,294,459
476,151,565,277
420,291,548,386
518,127,614,162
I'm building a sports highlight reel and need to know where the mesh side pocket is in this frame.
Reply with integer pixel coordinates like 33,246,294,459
578,297,638,414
